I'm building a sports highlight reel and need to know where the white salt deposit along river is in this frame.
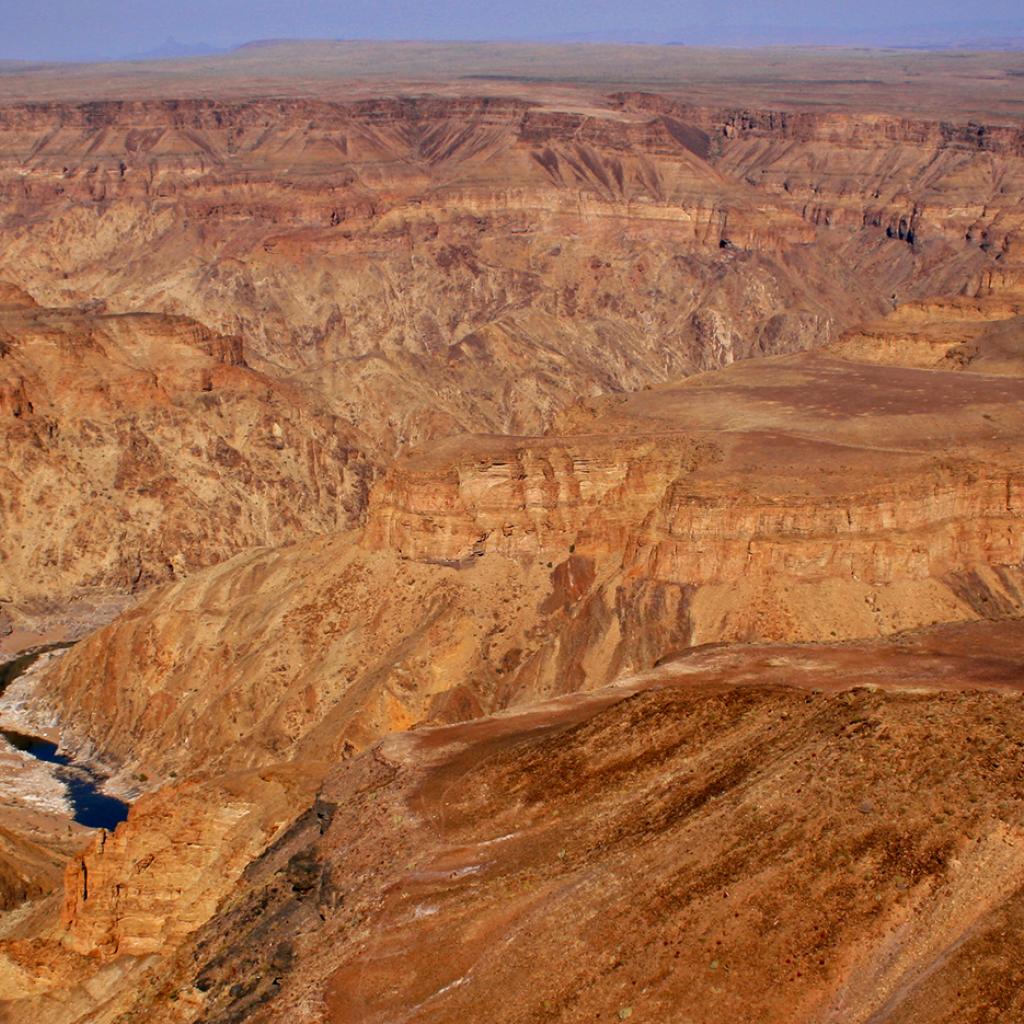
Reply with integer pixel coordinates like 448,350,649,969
0,644,129,830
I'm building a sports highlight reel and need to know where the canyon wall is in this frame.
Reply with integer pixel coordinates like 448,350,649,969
23,349,1024,798
0,93,1020,626
830,289,1024,372
59,764,321,959
0,95,1015,455
0,287,372,620
1,84,1024,1024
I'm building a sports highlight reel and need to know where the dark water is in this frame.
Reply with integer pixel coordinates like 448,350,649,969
0,641,75,695
2,728,129,830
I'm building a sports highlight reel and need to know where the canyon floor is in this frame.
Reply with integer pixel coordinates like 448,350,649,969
0,41,1023,1024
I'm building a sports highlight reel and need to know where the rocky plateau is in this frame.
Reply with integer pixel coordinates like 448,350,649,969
0,41,1023,1024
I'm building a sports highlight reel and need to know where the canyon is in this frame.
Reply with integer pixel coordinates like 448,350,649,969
0,283,371,629
0,40,1022,1024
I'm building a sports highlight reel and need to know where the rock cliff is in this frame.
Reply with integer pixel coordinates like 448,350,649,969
0,94,1015,456
59,764,321,959
22,347,1024,794
0,288,372,625
29,620,1024,1024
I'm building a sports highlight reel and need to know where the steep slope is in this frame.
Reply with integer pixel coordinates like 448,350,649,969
11,620,1023,1024
0,77,1023,1024
0,285,372,628
0,821,73,914
176,624,1024,1024
17,345,1023,795
0,96,1016,450
830,277,1024,374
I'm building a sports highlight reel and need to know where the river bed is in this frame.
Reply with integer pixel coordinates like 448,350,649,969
1,728,129,829
0,643,130,831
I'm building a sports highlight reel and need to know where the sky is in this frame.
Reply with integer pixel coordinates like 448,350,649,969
3,0,1024,62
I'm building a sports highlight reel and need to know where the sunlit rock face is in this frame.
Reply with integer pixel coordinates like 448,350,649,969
1,92,1021,626
0,94,1018,456
0,288,372,622
2,63,1024,1024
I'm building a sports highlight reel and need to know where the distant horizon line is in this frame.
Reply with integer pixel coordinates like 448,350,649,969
5,29,1024,66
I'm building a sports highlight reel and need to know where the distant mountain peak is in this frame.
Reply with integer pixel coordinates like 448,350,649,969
121,36,224,62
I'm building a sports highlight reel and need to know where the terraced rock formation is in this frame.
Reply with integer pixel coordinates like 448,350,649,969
0,49,1023,1024
0,93,1018,459
830,276,1024,373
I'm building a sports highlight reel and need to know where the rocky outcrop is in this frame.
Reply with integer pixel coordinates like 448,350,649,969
363,433,722,563
0,294,373,625
368,353,1024,642
73,620,1024,1024
59,765,320,959
830,286,1024,374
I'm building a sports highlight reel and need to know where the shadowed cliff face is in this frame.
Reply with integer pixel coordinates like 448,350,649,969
622,92,1024,254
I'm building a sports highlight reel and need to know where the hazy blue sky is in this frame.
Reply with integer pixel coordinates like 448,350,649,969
4,0,1024,61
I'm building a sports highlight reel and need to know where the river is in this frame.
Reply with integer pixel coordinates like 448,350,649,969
1,642,130,830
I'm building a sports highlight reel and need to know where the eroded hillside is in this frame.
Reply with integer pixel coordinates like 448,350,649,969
0,92,1021,631
5,621,1024,1024
0,283,371,626
8,333,1018,796
1,50,1023,1024
0,93,1019,459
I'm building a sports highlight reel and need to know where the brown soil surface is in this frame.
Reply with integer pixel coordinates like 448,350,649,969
0,46,1023,1024
69,619,1023,1024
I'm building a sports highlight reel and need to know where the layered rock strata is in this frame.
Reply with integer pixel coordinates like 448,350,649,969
1,81,1024,1024
0,286,372,623
0,95,1017,453
23,349,1024,794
